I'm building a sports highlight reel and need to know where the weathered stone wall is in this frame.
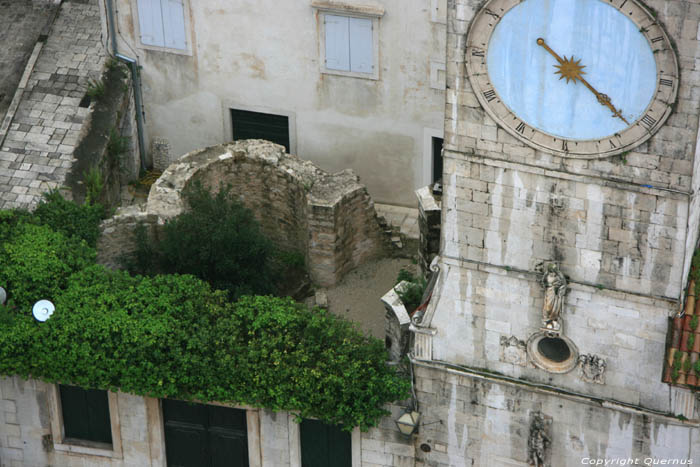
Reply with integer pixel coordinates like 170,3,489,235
420,260,674,411
96,206,159,270
416,0,700,426
443,0,700,298
104,0,447,206
99,140,388,287
411,364,700,466
0,376,154,467
442,157,687,299
0,375,413,467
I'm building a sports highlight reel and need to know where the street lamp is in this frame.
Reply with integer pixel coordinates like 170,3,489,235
395,409,420,437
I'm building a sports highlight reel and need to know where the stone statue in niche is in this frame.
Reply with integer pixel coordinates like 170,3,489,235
536,262,567,335
578,354,606,384
500,335,527,366
528,411,551,467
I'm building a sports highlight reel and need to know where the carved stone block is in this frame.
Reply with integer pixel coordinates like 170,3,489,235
528,411,551,467
500,336,527,366
578,354,606,384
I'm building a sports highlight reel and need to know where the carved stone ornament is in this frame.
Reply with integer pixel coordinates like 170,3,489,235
535,262,568,336
500,336,527,366
528,411,552,467
578,354,606,384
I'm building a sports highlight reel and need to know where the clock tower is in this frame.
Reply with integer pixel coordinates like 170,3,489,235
410,0,700,464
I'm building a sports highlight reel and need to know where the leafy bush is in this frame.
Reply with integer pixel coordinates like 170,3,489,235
33,191,104,246
0,223,95,310
131,182,278,299
0,197,407,430
86,78,105,99
0,267,409,429
395,267,426,311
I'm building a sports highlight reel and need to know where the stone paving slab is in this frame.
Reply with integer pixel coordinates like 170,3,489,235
0,0,57,125
375,203,420,239
0,0,105,210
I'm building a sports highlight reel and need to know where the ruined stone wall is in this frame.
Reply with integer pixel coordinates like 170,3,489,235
411,364,700,466
99,140,388,287
189,149,310,257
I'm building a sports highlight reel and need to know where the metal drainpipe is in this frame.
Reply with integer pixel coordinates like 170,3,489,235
105,0,148,171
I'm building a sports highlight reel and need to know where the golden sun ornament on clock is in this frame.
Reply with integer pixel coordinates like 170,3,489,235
465,0,678,158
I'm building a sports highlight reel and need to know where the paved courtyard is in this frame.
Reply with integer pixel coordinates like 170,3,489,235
0,0,104,210
0,0,56,124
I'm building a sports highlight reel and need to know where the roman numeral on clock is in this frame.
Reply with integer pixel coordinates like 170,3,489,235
561,140,568,151
472,49,485,57
660,78,673,87
484,8,500,19
651,36,663,43
641,114,656,128
609,139,617,149
483,90,497,102
515,122,526,134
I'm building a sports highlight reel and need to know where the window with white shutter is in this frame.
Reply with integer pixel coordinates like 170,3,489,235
348,17,372,73
136,0,189,52
316,8,380,79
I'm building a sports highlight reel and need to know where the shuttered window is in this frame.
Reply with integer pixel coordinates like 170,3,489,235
59,385,112,445
231,108,290,153
162,399,249,467
137,0,187,50
324,14,373,73
300,419,351,467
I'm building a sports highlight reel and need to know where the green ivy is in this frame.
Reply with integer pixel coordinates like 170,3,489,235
0,223,95,310
33,190,105,246
0,267,408,429
0,199,409,430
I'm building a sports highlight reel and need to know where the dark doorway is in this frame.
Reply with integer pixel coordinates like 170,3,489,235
163,399,249,467
432,136,443,184
300,419,351,467
231,108,290,153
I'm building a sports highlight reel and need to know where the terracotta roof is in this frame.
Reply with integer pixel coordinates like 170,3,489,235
663,280,700,387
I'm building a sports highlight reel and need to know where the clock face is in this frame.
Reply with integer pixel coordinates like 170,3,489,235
465,0,678,158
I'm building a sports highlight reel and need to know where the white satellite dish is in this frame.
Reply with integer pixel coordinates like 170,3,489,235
32,300,55,322
0,287,6,305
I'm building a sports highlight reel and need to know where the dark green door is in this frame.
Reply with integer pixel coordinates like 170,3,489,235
163,399,249,467
231,108,290,153
300,419,351,467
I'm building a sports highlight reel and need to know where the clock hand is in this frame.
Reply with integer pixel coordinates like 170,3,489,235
536,38,630,125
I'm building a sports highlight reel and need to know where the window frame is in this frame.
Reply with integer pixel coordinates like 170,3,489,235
131,0,194,56
287,413,361,467
221,101,297,155
47,384,123,459
151,398,262,467
312,1,383,80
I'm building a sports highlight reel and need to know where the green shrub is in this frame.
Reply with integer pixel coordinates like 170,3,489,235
0,268,409,429
33,191,104,246
86,78,105,99
395,268,426,311
131,182,278,299
0,223,95,310
83,166,104,206
0,209,35,246
107,127,129,163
